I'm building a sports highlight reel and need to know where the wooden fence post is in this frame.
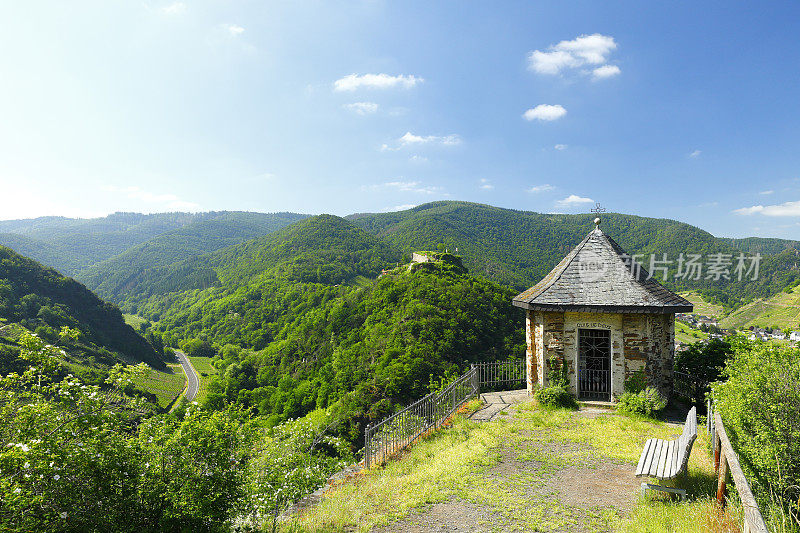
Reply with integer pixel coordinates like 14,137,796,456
716,452,728,506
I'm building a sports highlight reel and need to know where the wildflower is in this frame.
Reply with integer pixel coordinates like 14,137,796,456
54,474,60,480
60,512,67,519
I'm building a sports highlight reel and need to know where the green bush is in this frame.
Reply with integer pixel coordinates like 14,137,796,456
617,387,667,417
714,340,800,526
535,386,577,409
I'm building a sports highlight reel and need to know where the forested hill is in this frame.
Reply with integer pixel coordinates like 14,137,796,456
347,201,800,308
0,246,162,367
0,211,308,277
75,211,308,300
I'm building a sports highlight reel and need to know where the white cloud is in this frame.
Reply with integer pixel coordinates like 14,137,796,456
159,2,186,14
222,24,245,36
556,194,594,207
409,155,428,163
399,132,461,146
479,179,494,190
105,185,201,211
734,200,800,217
334,73,423,92
528,184,555,193
592,64,621,79
343,102,378,115
382,204,418,212
759,190,774,195
384,181,441,194
383,132,461,151
554,144,568,150
528,34,618,76
523,104,567,122
689,150,702,158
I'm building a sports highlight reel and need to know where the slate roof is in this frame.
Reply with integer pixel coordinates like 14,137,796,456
512,227,693,314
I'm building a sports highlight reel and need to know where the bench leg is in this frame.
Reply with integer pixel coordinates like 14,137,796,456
641,482,687,500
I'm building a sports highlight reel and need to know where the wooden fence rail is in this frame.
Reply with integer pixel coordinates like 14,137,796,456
707,399,769,533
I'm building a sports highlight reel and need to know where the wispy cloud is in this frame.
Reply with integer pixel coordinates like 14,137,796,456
343,102,378,115
556,194,594,207
759,190,774,195
554,144,568,150
409,155,428,163
734,200,800,217
523,104,567,121
160,2,186,14
104,185,200,211
592,64,621,79
334,73,423,92
222,23,245,36
528,184,555,193
528,34,619,77
479,179,494,190
399,132,461,146
382,204,418,212
366,181,442,195
689,150,701,158
383,132,461,151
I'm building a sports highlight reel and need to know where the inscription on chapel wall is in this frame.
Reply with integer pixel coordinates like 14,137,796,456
576,322,613,330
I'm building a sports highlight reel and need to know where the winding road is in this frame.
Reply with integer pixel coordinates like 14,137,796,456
175,350,200,402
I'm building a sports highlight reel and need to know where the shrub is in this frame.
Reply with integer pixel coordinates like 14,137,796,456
714,341,800,525
535,386,577,409
617,387,667,417
546,355,569,388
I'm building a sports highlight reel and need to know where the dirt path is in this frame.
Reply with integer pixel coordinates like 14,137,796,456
378,397,652,533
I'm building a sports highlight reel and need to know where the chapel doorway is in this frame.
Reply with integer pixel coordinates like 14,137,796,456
578,328,611,401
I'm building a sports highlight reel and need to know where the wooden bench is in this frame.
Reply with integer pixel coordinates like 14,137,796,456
635,406,697,499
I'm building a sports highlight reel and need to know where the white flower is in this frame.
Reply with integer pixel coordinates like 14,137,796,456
14,488,20,494
54,474,60,480
23,462,30,469
60,512,67,519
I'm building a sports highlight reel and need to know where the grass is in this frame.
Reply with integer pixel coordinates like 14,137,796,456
122,313,148,330
187,355,218,403
289,402,739,532
131,363,186,409
675,320,709,344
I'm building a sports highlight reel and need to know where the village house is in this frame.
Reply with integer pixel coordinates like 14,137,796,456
512,218,693,402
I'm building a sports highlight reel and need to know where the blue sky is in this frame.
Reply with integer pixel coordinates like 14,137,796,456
2,1,800,238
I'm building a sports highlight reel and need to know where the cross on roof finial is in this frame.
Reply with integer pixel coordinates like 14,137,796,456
590,203,605,230
590,203,606,215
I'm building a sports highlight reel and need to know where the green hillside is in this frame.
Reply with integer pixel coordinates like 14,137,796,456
0,211,308,277
76,211,308,300
347,201,800,308
120,215,522,432
0,245,162,370
720,284,800,330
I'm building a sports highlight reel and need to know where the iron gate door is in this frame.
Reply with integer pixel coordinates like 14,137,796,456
578,328,611,401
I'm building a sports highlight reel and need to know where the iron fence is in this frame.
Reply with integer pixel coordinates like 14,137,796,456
363,359,525,468
472,359,526,390
673,370,708,407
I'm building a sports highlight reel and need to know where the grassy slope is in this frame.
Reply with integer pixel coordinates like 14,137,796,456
294,403,730,533
721,284,800,330
678,291,725,318
675,321,710,344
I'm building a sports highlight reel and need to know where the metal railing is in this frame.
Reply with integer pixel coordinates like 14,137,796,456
578,369,610,401
363,359,525,468
674,371,709,407
472,359,526,390
707,399,769,533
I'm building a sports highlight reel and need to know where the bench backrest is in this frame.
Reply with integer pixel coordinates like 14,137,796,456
675,406,697,476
